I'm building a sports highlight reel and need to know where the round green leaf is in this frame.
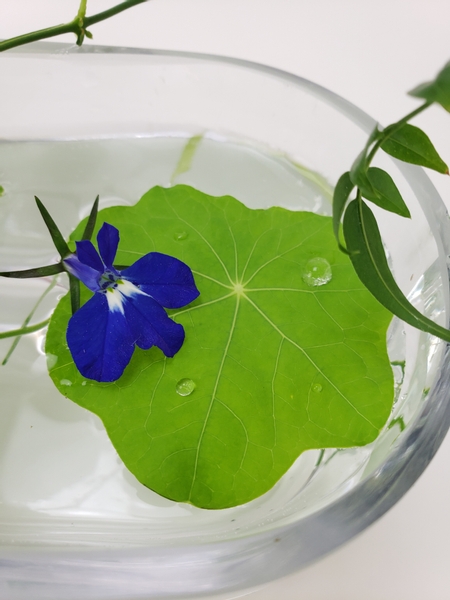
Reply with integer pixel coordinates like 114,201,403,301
46,185,394,509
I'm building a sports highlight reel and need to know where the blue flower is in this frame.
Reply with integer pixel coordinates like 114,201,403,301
63,222,199,383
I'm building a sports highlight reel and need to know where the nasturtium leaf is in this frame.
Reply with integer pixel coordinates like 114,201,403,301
381,124,449,174
409,60,450,112
363,167,411,218
46,185,395,509
343,198,450,343
332,171,354,251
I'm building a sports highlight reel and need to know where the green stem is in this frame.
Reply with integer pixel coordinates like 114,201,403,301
84,0,148,27
2,277,57,365
314,448,325,468
69,275,81,314
0,0,149,53
77,0,89,20
0,263,64,279
0,319,50,341
366,101,432,165
0,23,78,52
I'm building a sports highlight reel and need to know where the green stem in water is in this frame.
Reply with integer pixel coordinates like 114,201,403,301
0,0,149,52
0,263,64,279
0,319,50,341
2,277,58,365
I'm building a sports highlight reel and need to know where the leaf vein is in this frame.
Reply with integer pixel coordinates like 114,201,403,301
166,193,234,285
144,358,166,436
244,295,378,431
188,295,241,500
243,221,329,286
216,398,249,472
172,292,234,317
191,270,233,289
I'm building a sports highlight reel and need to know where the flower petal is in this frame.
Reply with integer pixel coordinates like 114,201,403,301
122,289,185,357
97,223,119,269
121,252,200,308
64,255,101,292
66,292,135,382
76,240,104,272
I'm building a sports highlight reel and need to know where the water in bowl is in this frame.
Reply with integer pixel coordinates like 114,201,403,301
0,134,443,548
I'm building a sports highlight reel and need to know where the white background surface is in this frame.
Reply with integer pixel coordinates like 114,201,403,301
2,2,450,599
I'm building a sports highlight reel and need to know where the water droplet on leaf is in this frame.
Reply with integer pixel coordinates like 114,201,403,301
176,378,196,396
302,257,332,287
60,379,72,386
174,231,188,241
312,383,323,393
46,354,58,369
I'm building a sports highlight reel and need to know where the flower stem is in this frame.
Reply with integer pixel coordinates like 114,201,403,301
1,277,57,365
0,0,149,53
0,263,64,279
69,275,81,314
0,319,50,341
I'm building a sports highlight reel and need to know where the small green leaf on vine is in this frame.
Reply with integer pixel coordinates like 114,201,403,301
332,171,354,251
409,61,450,112
343,198,450,342
381,124,449,174
364,167,411,218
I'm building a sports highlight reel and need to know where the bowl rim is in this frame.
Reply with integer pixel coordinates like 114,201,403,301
2,40,450,598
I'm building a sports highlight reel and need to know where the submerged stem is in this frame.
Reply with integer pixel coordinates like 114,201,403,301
1,278,57,365
0,319,50,341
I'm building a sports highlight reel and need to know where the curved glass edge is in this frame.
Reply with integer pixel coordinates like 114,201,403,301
4,40,378,133
1,40,450,598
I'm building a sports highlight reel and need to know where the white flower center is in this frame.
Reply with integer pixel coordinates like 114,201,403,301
105,279,144,314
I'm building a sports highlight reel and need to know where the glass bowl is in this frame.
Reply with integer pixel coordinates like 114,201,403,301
1,43,450,600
